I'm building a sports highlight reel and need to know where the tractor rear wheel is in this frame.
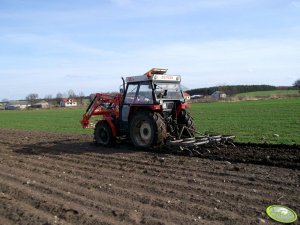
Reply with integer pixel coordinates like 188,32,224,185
94,121,114,147
178,109,196,137
129,111,167,149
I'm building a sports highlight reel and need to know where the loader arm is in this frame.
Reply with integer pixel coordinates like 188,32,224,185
81,93,122,128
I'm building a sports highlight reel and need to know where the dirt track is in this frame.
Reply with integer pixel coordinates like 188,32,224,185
0,129,299,225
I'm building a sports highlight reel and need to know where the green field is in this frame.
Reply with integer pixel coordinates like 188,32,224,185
0,98,299,144
0,107,92,134
190,98,300,144
235,89,299,97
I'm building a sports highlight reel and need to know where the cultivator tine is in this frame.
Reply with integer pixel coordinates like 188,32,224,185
193,140,209,146
221,135,236,142
181,140,196,147
168,139,184,146
229,142,236,147
178,126,194,139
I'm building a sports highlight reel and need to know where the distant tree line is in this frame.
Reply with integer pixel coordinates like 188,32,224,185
187,85,297,96
294,79,300,92
23,90,87,106
25,90,86,101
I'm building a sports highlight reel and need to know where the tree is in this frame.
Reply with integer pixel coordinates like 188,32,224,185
78,91,85,97
77,91,85,106
44,94,52,100
56,92,63,99
68,89,77,98
89,93,96,101
26,93,39,104
294,79,300,92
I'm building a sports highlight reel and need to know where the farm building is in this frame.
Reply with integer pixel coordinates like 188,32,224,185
211,91,227,99
32,100,49,109
0,103,4,110
183,92,191,101
60,98,78,107
5,101,31,110
191,94,204,99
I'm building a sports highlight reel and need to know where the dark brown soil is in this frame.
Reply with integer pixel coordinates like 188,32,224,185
0,128,299,225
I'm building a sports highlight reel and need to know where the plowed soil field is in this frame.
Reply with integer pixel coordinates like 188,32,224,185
0,129,299,225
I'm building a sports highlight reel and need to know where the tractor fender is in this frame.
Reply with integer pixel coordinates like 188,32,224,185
176,103,187,116
128,105,161,121
101,118,117,137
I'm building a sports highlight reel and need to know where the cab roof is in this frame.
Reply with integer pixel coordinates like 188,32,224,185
126,68,181,83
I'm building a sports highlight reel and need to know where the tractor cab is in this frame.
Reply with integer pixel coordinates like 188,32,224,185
121,68,185,119
117,68,190,147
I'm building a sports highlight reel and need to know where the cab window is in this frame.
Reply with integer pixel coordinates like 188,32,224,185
135,83,153,104
124,83,138,104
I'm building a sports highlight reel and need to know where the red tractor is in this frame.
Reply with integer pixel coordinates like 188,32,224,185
81,68,196,149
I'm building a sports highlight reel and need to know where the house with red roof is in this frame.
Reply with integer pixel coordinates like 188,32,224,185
60,98,78,107
183,92,191,101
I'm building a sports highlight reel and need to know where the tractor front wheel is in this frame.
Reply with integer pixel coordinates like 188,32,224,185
94,121,114,147
129,111,167,149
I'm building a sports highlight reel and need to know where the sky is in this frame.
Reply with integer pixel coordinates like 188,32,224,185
0,0,300,100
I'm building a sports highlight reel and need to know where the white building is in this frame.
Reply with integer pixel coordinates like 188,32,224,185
32,100,50,108
211,91,227,99
183,92,191,101
60,98,78,107
5,101,31,110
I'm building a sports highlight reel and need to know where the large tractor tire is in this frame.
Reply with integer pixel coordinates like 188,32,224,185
94,120,114,147
178,109,196,137
129,111,167,149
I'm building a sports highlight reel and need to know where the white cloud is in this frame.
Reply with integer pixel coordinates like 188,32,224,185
114,0,250,16
93,38,300,89
1,37,299,99
291,0,300,8
109,0,133,6
0,0,299,99
0,33,119,58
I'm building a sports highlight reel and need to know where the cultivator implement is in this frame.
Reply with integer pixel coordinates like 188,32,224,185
166,125,235,155
167,134,235,155
168,135,236,147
